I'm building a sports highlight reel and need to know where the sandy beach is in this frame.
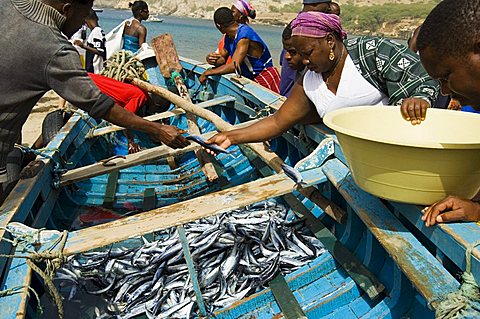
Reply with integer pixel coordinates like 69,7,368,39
22,91,61,147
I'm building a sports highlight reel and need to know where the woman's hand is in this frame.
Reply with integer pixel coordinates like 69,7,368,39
205,133,233,156
400,98,430,125
422,196,480,227
128,141,142,154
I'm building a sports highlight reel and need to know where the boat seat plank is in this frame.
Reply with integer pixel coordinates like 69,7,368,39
63,166,328,256
322,159,460,306
102,171,119,209
390,202,480,284
59,121,257,187
59,143,200,187
90,95,237,138
269,274,307,319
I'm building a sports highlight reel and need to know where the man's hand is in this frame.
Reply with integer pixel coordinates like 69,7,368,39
73,39,85,48
149,123,190,149
206,53,221,65
422,196,480,227
128,141,142,154
205,133,233,156
400,98,430,125
199,72,209,84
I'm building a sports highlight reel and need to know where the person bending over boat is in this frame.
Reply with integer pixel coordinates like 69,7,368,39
88,73,157,154
206,0,256,67
404,0,480,226
205,11,438,158
279,22,306,97
0,0,189,188
200,7,281,94
123,1,149,53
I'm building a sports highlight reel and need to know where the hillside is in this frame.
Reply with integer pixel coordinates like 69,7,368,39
93,0,440,38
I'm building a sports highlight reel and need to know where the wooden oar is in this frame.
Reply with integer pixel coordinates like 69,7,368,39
89,95,236,138
130,78,347,223
63,166,327,256
152,34,218,182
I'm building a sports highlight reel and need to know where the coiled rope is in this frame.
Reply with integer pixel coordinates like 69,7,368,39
100,50,147,82
435,240,480,318
0,227,68,318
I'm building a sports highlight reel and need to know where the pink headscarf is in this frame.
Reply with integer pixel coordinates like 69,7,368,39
233,0,256,19
291,11,347,40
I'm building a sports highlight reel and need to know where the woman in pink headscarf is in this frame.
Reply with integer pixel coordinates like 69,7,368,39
206,0,256,66
204,11,440,152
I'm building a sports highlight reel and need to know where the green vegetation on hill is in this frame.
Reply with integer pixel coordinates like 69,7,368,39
341,2,440,34
270,1,441,35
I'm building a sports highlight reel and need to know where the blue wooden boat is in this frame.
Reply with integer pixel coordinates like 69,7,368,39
0,53,479,319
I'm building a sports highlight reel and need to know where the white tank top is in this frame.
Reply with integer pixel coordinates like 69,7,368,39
303,55,389,118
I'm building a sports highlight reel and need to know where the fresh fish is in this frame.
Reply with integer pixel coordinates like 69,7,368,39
56,200,324,318
281,163,306,186
186,135,231,154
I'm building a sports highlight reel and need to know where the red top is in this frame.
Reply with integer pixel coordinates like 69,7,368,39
88,73,148,114
217,35,232,64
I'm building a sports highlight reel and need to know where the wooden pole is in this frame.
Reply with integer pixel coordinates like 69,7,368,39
130,78,347,223
152,34,219,182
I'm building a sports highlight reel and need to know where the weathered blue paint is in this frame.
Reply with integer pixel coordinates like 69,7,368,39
322,158,460,304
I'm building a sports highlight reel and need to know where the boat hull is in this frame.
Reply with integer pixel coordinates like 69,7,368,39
0,56,476,319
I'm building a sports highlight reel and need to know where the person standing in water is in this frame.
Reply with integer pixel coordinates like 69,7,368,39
123,1,149,53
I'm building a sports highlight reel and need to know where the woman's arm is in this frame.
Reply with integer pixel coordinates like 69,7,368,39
138,25,147,47
206,81,320,151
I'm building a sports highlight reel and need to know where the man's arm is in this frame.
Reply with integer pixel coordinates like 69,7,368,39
104,104,190,149
206,47,229,67
200,38,250,83
75,40,102,57
47,45,189,148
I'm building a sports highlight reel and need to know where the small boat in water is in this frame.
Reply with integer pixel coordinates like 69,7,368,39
146,16,164,23
0,50,478,318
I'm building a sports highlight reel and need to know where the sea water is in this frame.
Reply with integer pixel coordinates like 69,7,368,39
98,8,284,66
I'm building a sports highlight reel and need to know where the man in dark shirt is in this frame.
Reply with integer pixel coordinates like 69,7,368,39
0,0,189,190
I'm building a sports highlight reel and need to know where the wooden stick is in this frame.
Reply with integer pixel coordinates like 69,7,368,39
130,78,347,223
63,166,327,256
152,34,218,182
173,75,218,182
89,95,236,138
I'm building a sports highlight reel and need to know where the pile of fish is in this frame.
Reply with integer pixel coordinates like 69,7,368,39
55,201,325,318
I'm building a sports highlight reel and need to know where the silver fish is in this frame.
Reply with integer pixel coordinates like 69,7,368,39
186,135,231,154
281,163,306,186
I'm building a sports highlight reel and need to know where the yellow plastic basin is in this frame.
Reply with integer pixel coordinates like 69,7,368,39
323,106,480,205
